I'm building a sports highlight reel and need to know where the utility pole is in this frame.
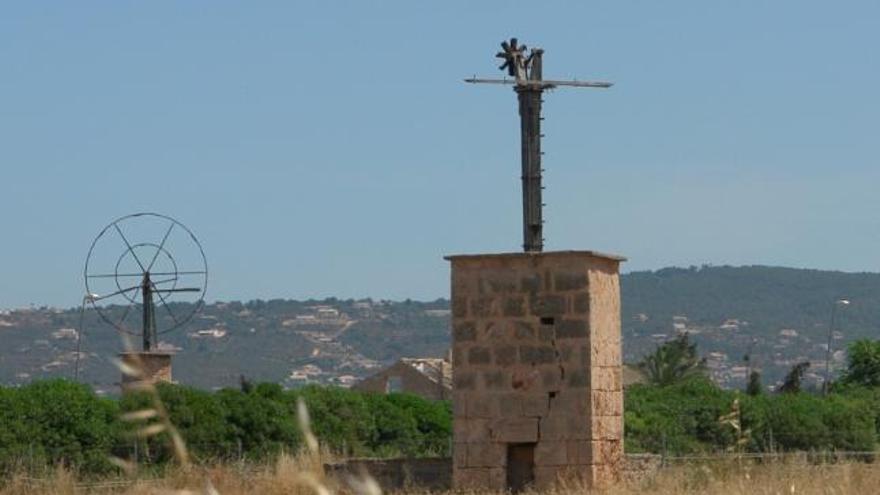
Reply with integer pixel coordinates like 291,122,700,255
466,38,612,252
823,299,850,395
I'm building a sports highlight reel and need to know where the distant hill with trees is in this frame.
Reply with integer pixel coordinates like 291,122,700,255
2,265,879,391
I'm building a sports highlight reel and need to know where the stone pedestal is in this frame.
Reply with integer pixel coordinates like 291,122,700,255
119,351,173,391
445,251,625,492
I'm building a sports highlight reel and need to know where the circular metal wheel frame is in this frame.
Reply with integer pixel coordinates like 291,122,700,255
84,212,208,336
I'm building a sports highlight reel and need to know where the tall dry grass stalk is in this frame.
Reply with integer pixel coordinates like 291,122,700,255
2,458,878,495
102,343,380,495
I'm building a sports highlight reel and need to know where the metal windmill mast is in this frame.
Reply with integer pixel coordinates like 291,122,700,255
466,38,612,252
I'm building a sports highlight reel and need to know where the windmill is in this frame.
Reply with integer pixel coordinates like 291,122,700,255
82,213,208,387
466,37,612,252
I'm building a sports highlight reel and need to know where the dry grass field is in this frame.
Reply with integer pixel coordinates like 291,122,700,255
2,455,879,495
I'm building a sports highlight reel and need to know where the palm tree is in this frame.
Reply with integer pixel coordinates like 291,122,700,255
637,334,706,386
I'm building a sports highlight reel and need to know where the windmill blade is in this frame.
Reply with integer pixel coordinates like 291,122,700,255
496,51,508,59
499,61,510,72
501,40,510,52
510,38,518,51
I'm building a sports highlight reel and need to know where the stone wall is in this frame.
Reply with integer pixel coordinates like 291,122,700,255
324,454,659,492
325,458,451,491
445,251,624,491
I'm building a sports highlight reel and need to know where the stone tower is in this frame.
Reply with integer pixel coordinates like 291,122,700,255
446,250,624,491
119,351,173,391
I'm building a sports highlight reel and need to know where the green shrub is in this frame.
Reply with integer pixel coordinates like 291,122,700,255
0,380,118,474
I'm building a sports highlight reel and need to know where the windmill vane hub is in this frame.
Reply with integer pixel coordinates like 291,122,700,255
84,212,208,352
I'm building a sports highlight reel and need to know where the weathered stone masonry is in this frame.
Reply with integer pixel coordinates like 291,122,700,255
446,251,625,491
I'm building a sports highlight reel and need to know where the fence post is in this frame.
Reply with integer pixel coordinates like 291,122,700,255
661,432,668,467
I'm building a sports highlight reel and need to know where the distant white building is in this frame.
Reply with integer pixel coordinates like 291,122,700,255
52,328,78,339
195,328,226,338
424,309,451,318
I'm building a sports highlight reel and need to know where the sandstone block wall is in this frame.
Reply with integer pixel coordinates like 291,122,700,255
446,251,624,491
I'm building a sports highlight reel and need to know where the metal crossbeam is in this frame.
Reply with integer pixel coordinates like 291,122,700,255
466,38,612,252
464,77,613,89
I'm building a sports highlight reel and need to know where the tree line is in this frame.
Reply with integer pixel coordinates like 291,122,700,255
626,335,880,455
0,381,451,475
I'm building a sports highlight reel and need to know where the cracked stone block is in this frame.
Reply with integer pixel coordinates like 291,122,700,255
521,394,549,417
511,368,542,391
548,390,590,417
541,368,563,389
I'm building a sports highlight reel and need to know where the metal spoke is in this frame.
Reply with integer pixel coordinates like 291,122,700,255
89,271,205,278
114,224,147,273
118,300,137,329
151,281,179,325
93,283,142,301
146,222,175,272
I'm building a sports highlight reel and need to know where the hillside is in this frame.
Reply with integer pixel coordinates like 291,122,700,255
2,265,878,392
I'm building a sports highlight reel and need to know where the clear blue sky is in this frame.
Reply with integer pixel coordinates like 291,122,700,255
2,2,879,308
